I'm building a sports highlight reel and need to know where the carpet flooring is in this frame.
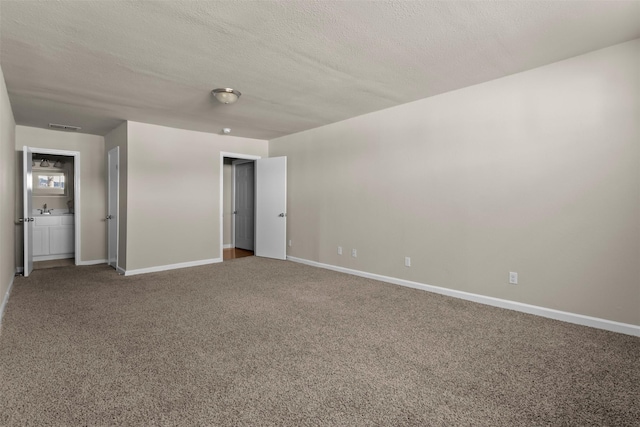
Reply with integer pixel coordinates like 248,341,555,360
1,258,638,426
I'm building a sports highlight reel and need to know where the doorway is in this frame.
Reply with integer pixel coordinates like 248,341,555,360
22,146,81,277
219,152,287,262
222,156,256,261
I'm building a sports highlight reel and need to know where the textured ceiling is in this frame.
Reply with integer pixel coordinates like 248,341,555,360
1,1,639,139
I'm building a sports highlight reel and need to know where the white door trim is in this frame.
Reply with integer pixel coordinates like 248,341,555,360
22,148,33,276
219,152,261,258
24,147,81,268
107,146,119,269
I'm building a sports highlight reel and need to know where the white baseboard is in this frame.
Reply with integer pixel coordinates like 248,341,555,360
0,275,16,331
77,259,107,266
287,256,640,337
17,259,106,270
124,258,223,276
223,244,232,249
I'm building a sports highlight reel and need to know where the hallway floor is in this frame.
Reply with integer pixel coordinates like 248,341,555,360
223,248,254,261
33,258,75,270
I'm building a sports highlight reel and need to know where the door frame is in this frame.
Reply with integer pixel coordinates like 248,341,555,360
107,146,119,270
220,152,261,258
23,147,81,271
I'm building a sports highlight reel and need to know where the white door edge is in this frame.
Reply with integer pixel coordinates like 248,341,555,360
231,162,236,249
255,156,287,260
107,147,119,269
23,147,32,277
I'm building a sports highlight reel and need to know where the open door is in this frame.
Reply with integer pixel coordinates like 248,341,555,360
255,156,287,260
23,147,34,277
107,147,119,268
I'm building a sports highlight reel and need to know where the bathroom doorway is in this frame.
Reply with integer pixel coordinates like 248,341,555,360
22,147,80,277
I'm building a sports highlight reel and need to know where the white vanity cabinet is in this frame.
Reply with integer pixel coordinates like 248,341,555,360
32,226,50,256
33,215,75,260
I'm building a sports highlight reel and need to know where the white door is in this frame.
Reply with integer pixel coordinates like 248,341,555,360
234,161,254,251
23,147,34,277
107,147,119,268
255,156,287,260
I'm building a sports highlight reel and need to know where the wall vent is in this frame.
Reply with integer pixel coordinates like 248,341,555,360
49,123,81,131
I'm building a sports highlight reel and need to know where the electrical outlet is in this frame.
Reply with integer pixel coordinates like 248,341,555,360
351,249,357,258
509,272,518,285
405,257,411,267
338,246,342,255
288,240,292,247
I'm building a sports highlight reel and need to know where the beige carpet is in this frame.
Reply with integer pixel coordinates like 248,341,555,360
0,258,638,426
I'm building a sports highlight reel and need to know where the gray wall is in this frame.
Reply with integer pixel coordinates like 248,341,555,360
125,121,268,271
270,40,640,326
15,126,107,264
1,65,16,320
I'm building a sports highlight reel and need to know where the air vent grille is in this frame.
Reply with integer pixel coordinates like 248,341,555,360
49,123,81,131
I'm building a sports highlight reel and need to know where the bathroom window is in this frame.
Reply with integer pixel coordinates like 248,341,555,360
33,171,67,196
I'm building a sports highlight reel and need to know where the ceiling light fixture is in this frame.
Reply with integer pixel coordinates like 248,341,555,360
40,159,50,167
212,88,241,104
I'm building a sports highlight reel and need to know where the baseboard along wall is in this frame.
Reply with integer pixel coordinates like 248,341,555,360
124,258,223,276
0,275,15,332
77,259,108,266
15,258,107,271
287,256,640,337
